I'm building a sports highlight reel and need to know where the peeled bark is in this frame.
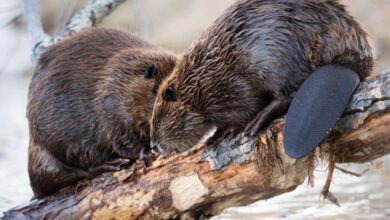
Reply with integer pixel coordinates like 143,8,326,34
3,72,389,219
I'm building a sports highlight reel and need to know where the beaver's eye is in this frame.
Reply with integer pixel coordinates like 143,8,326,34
163,86,176,102
155,121,161,129
144,64,157,79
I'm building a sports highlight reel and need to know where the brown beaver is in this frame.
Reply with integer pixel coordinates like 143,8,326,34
27,27,177,198
150,0,373,154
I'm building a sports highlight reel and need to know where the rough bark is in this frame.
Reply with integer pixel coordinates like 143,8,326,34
3,72,389,219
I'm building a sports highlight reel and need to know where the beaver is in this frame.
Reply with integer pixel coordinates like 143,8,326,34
150,0,373,155
27,27,177,198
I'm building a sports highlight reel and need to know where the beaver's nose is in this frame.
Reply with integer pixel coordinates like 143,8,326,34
150,141,159,151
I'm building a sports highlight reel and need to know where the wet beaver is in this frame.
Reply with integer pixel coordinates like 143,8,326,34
27,28,177,198
150,0,373,154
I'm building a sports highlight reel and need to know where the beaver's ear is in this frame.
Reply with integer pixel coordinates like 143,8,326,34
163,86,176,102
144,64,157,79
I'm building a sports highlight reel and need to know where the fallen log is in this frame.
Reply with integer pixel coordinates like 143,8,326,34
3,71,389,219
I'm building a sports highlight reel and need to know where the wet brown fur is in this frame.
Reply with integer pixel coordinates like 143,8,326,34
151,0,373,154
27,28,177,197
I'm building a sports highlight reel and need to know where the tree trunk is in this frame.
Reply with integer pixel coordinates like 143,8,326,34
3,72,389,219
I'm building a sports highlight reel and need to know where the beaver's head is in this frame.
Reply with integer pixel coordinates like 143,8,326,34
149,55,215,155
150,39,258,155
99,48,178,148
150,85,212,154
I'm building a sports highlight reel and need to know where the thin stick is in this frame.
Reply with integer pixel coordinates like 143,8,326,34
22,0,50,60
335,165,369,177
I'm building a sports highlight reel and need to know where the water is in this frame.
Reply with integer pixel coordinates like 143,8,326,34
0,11,35,211
214,159,390,219
0,75,33,212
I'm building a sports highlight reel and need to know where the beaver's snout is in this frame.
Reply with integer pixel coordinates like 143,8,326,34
150,140,171,155
150,138,193,156
150,141,163,154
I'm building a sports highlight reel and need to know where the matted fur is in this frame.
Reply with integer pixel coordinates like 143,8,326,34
151,0,373,154
27,27,177,197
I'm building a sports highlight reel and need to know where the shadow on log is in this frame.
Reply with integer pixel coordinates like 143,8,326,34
3,72,389,219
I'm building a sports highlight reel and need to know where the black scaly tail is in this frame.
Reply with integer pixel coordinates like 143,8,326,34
283,65,359,159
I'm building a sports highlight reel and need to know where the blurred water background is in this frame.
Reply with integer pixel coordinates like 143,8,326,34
0,0,389,219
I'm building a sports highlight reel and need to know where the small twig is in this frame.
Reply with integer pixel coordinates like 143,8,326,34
307,151,316,188
325,191,341,207
22,0,50,60
321,153,337,205
335,165,369,177
59,0,128,38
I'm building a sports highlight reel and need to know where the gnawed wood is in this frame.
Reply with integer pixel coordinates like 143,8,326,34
3,72,389,219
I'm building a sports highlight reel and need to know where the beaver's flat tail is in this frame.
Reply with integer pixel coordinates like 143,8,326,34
283,65,359,159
